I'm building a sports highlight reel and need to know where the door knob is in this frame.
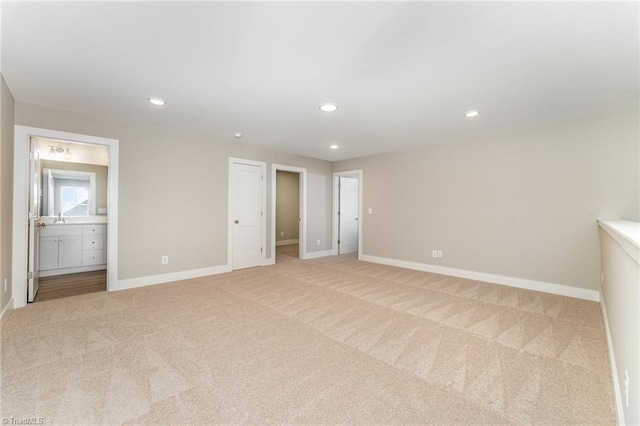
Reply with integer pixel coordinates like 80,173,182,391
234,220,239,224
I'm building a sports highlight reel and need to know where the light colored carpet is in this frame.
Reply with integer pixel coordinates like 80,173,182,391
1,248,615,425
276,243,299,262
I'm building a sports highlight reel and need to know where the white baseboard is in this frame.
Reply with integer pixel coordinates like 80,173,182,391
303,250,332,260
359,254,600,302
263,257,276,266
40,264,107,278
112,264,232,292
276,239,299,246
601,296,626,425
1,297,14,330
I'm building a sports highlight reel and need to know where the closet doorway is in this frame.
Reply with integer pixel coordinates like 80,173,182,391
271,164,307,263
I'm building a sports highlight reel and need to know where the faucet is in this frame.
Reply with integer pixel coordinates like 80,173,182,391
54,212,65,224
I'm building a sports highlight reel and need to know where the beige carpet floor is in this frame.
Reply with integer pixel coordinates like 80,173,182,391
1,246,615,425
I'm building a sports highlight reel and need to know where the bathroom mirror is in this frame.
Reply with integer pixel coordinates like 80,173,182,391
41,168,97,217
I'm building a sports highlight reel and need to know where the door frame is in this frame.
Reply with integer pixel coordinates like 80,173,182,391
228,157,267,269
12,126,119,309
332,170,363,258
271,164,307,262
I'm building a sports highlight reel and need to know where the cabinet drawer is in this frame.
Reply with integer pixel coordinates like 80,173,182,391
82,250,105,266
83,235,105,250
40,225,82,237
82,225,106,235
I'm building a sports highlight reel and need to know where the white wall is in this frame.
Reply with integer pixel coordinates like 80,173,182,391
0,74,15,320
335,108,639,293
15,101,333,281
599,223,639,425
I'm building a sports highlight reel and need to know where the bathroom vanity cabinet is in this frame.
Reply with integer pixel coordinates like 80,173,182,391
39,224,107,277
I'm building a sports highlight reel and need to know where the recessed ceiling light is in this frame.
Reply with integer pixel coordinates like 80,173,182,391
464,110,480,118
234,133,242,139
320,103,338,112
330,144,339,150
148,97,166,106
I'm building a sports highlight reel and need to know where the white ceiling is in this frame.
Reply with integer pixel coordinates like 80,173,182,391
3,2,638,161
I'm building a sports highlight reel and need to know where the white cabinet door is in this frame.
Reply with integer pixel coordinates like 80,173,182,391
39,236,59,271
58,235,82,268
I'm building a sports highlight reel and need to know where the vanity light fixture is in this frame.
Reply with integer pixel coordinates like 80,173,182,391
320,103,338,112
148,97,166,106
48,145,72,160
464,110,480,118
330,144,339,150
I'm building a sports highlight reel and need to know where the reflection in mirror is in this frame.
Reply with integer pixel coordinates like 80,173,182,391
42,169,97,217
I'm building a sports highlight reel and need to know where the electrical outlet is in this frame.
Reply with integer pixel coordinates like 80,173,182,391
280,231,284,236
432,250,443,258
437,250,443,258
624,370,629,408
161,255,169,265
368,208,373,214
316,240,320,246
3,278,7,292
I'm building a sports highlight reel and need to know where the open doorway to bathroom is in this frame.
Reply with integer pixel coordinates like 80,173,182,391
13,125,119,309
30,138,110,302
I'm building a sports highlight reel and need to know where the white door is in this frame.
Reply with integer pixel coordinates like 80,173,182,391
339,176,359,254
232,161,264,269
27,137,41,302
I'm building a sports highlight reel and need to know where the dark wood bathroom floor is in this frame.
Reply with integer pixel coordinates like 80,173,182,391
34,270,107,303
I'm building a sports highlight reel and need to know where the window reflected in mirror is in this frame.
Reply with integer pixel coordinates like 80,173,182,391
42,169,96,217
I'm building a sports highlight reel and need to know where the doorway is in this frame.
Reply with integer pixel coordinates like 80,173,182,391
228,158,266,270
338,176,359,254
275,170,300,262
31,138,110,302
12,126,119,309
332,170,363,257
271,164,307,263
